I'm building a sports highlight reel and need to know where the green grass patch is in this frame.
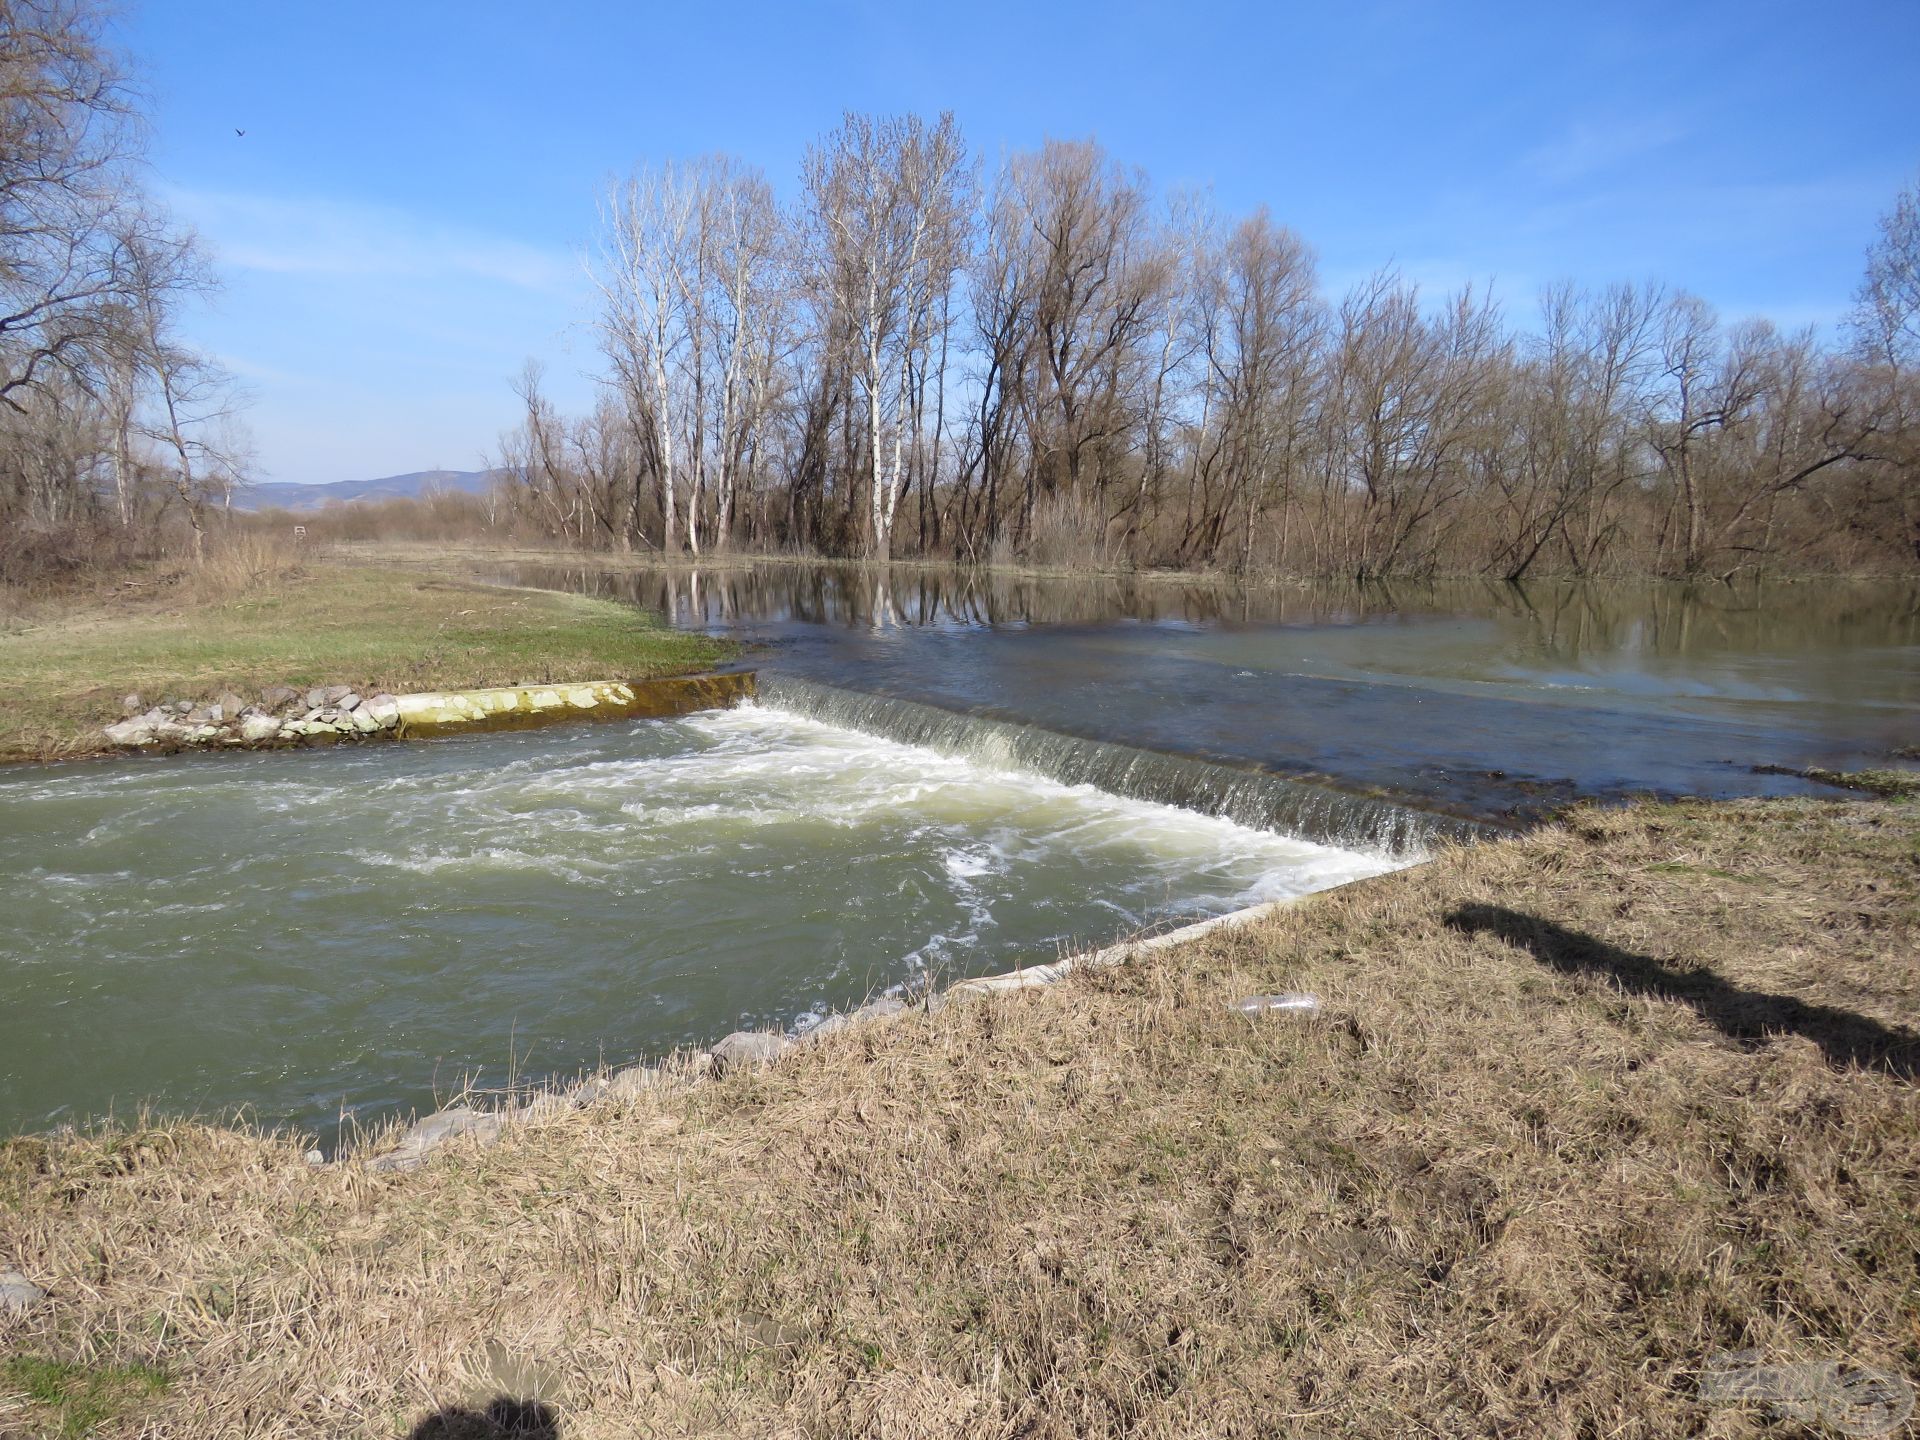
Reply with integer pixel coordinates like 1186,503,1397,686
1,1355,170,1437
0,561,731,762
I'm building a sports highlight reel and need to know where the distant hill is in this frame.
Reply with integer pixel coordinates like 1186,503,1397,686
233,469,504,512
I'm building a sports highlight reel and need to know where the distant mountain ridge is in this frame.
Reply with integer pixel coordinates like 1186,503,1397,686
233,469,503,512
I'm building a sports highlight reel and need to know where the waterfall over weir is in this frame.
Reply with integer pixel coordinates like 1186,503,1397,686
756,676,1506,858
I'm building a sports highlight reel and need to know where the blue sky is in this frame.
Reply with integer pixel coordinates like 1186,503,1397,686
119,0,1919,487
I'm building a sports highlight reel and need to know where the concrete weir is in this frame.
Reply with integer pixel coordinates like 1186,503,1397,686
756,674,1503,857
394,671,755,738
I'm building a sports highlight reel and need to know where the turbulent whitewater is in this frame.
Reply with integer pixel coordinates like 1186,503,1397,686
759,676,1498,855
0,702,1396,1140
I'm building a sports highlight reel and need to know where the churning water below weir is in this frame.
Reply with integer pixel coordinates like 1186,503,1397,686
0,701,1398,1141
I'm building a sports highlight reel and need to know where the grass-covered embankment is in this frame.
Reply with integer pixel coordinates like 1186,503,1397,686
3,797,1917,1437
0,557,730,763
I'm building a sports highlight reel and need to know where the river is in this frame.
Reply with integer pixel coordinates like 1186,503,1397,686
505,564,1919,823
2,565,1912,1142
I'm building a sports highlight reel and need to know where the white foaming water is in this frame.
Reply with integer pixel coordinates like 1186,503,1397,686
714,700,1388,900
0,703,1397,1139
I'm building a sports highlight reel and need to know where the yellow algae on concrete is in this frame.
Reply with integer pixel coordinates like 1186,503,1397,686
394,672,753,738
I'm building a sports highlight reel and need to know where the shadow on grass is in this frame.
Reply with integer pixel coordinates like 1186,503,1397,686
406,1396,558,1439
1445,903,1920,1082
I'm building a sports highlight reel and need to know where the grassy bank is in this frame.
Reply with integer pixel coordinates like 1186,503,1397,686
2,797,1915,1437
0,557,730,764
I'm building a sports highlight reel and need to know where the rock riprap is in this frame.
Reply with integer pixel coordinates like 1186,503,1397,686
358,995,923,1173
96,674,753,753
102,688,403,751
0,1267,45,1315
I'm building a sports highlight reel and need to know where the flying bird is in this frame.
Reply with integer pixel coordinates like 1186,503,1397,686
234,128,245,137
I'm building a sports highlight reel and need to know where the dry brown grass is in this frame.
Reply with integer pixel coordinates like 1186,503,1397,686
3,798,1918,1438
180,532,306,607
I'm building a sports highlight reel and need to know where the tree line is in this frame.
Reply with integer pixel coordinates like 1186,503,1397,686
498,116,1920,578
0,0,246,589
3,0,1912,589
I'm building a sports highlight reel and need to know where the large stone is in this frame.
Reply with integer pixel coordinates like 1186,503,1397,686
1229,993,1320,1017
335,691,362,712
600,1064,667,1100
304,687,328,711
120,693,143,715
239,714,282,742
515,1092,579,1122
367,1106,505,1173
797,1013,851,1044
709,1031,790,1076
347,707,380,734
261,685,299,711
103,719,154,747
216,690,247,716
568,1076,608,1106
185,707,214,726
853,996,908,1024
205,703,225,725
321,684,355,706
0,1268,44,1315
364,697,401,728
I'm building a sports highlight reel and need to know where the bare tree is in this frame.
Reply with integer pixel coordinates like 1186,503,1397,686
0,2,258,577
1848,175,1920,563
1186,208,1321,570
593,156,790,555
0,0,145,408
524,126,1920,579
1003,139,1168,545
1485,282,1661,579
120,224,247,560
594,166,695,553
1852,174,1920,370
697,158,787,552
803,111,971,562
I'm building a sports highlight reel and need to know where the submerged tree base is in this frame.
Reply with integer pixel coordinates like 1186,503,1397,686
2,796,1915,1437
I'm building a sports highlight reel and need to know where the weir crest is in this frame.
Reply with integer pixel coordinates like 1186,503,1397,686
755,675,1503,859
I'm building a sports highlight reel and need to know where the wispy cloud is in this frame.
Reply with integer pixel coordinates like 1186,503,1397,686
1521,115,1685,186
155,187,596,486
162,187,578,293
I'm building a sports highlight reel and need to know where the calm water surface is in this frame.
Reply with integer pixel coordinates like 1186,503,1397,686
508,564,1920,822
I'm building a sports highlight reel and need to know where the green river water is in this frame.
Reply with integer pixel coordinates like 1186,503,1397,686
0,699,1391,1143
6,570,1913,1146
